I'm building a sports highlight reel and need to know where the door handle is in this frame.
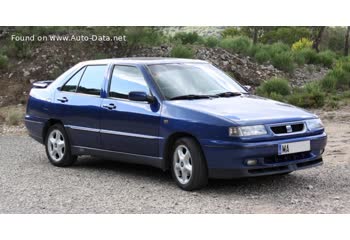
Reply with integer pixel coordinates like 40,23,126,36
57,97,68,103
102,103,116,110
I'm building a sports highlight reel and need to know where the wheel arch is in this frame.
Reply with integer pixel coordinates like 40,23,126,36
42,119,64,142
162,132,206,170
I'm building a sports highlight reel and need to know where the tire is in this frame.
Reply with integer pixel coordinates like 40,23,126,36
171,137,208,191
45,123,77,167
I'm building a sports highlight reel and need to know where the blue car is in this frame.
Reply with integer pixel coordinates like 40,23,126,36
25,58,327,190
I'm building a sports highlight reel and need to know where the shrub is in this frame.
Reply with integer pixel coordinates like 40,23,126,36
256,78,291,97
219,36,252,54
315,50,336,68
268,92,285,102
0,54,9,69
5,107,24,125
320,74,337,92
221,27,241,38
320,58,350,91
260,27,312,45
295,48,318,64
173,32,201,45
125,27,166,47
267,42,290,55
293,52,306,65
254,49,271,64
287,86,325,108
170,45,194,58
204,36,219,48
291,38,313,51
271,52,295,72
287,92,325,108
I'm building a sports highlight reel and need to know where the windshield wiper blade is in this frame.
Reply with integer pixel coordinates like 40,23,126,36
169,94,212,100
214,91,242,97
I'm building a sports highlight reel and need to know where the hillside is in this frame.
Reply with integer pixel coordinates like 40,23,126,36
0,37,329,107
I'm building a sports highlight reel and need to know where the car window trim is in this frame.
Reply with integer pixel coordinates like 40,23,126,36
60,66,87,93
107,64,152,103
75,64,108,96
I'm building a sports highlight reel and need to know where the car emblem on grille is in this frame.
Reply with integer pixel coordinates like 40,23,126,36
286,125,292,133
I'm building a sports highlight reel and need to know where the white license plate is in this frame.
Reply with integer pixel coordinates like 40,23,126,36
278,141,310,155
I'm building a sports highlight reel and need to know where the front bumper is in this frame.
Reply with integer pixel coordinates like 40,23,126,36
200,132,327,179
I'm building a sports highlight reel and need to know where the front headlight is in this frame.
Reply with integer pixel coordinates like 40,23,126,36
229,125,267,137
306,118,324,130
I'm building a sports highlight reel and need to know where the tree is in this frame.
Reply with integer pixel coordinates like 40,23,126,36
345,26,350,56
312,26,326,52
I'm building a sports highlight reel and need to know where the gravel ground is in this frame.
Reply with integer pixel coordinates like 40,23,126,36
0,114,349,213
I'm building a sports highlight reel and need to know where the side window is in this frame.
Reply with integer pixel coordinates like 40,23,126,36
61,67,85,92
109,65,149,99
77,65,107,96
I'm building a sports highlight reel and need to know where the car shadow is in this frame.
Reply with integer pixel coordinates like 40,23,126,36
72,156,315,195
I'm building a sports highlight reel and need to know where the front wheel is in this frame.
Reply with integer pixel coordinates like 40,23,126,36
171,137,208,191
45,124,77,167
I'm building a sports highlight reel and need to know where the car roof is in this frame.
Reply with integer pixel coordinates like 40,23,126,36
80,57,208,66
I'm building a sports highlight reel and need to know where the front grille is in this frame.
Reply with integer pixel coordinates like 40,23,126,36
270,123,305,134
264,151,311,164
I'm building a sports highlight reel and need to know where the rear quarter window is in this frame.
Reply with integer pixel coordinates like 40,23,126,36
61,67,85,92
76,65,107,96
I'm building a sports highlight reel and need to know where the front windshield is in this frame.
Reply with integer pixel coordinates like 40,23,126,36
147,63,246,99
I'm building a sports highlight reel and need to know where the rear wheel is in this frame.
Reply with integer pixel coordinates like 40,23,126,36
45,124,77,167
171,137,208,191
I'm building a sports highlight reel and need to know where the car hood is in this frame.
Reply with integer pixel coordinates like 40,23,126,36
167,95,317,125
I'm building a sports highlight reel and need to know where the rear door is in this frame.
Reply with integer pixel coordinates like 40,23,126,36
100,65,161,157
54,65,108,148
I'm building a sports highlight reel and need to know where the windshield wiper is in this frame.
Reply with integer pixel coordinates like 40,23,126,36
169,94,213,100
213,91,242,97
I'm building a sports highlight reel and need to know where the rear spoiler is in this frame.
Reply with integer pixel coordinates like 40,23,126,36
32,80,54,88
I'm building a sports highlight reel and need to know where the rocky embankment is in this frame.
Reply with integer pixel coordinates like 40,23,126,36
0,42,329,107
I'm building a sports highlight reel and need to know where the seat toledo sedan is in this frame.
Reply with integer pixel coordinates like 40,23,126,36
25,58,327,190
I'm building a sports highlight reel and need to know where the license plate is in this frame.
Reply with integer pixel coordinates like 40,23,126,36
278,141,310,155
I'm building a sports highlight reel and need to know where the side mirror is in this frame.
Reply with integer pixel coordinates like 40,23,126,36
243,85,252,92
128,91,155,103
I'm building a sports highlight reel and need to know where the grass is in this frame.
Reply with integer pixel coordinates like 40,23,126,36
0,105,25,126
170,45,194,58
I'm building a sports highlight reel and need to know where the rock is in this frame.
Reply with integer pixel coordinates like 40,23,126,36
307,185,314,190
23,70,30,77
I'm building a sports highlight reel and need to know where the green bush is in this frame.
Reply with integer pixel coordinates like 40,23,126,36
268,42,290,55
170,45,194,58
315,50,336,68
271,52,295,72
173,32,201,45
320,74,337,92
0,54,9,69
268,92,285,102
287,90,325,108
260,27,312,45
320,59,350,91
254,49,271,64
256,78,291,97
219,36,252,54
204,36,219,48
221,27,242,38
125,27,166,47
293,52,306,65
294,48,318,65
252,43,295,72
